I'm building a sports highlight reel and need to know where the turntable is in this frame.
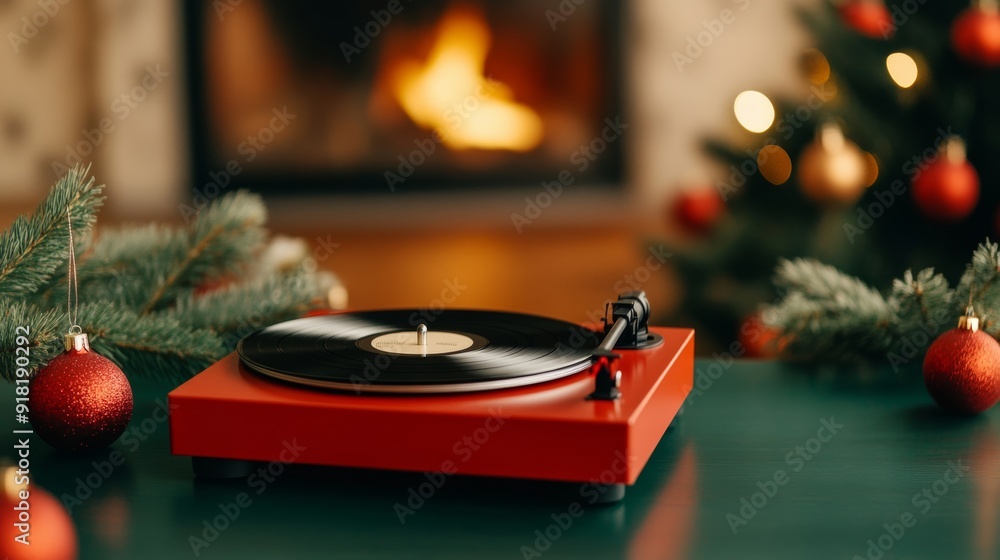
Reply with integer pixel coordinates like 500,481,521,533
168,291,693,503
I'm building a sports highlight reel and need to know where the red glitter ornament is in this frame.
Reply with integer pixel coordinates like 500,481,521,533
923,309,1000,414
29,332,133,452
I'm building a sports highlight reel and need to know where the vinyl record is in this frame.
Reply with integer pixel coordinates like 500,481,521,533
237,310,601,394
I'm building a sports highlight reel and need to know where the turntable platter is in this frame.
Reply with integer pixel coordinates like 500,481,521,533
236,310,601,394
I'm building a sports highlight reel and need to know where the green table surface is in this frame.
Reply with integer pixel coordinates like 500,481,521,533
3,360,999,560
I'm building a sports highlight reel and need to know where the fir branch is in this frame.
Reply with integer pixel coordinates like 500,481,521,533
24,228,96,311
139,191,266,314
957,240,1000,333
162,266,332,349
767,259,895,360
767,291,895,360
71,225,189,309
890,268,953,338
77,303,224,381
0,303,65,382
0,165,103,299
78,223,180,283
774,258,882,303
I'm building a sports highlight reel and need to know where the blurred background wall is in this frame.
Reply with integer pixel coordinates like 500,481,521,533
0,0,813,220
0,0,185,215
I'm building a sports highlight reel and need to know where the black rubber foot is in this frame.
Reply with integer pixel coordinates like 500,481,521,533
192,457,255,479
667,413,683,432
592,483,626,504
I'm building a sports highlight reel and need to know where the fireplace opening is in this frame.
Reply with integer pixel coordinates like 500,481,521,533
185,0,625,196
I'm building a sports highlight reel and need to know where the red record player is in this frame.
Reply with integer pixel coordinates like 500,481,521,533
168,292,693,503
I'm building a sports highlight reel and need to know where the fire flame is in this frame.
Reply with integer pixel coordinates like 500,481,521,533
390,6,543,151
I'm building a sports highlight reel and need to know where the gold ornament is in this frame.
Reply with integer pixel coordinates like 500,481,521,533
796,123,868,205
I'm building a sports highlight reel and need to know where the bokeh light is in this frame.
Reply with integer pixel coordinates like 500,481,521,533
734,91,775,133
862,152,879,187
758,145,792,185
886,52,918,88
802,49,831,85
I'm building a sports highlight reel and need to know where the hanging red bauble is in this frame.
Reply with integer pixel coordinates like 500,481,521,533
672,187,724,234
839,0,894,39
29,332,133,452
0,467,78,560
923,309,1000,414
951,2,1000,67
912,136,979,221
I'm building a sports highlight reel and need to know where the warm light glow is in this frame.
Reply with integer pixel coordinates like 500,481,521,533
862,152,879,187
389,7,542,151
886,52,918,88
802,49,831,85
734,91,775,133
758,145,792,185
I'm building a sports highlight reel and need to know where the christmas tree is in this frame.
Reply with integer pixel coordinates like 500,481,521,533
667,0,1000,357
0,166,333,382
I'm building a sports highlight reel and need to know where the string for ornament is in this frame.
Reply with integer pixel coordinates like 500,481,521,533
66,209,80,334
963,281,980,332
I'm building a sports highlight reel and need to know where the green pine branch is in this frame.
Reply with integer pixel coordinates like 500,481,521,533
890,268,952,338
0,165,103,300
163,266,332,349
77,303,224,382
767,259,895,359
0,171,335,384
765,240,1000,362
0,303,65,382
957,239,1000,334
140,191,267,314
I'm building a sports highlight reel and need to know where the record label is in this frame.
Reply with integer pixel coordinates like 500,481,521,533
362,331,479,355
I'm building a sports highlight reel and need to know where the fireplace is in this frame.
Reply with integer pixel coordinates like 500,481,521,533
184,0,625,197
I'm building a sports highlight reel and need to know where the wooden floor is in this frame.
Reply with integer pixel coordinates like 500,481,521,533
0,202,678,324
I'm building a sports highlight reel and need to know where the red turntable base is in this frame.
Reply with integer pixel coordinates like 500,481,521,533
168,326,693,498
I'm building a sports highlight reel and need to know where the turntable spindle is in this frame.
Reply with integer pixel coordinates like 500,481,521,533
416,324,428,347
